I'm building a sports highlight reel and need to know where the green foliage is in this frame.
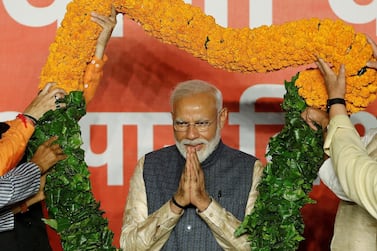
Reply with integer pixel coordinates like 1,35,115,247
28,92,117,251
235,74,325,250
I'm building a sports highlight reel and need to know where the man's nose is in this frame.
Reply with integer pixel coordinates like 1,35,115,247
185,124,200,139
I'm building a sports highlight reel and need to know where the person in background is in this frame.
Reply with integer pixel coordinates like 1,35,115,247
0,136,66,228
0,7,118,251
301,36,377,250
0,81,67,251
120,80,264,251
0,83,66,176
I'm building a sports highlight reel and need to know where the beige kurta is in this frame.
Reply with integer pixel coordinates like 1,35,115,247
324,115,377,250
120,156,264,251
331,200,377,251
324,115,377,219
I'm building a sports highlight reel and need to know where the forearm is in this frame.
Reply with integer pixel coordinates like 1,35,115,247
0,162,41,208
12,190,44,214
0,118,35,175
120,158,181,250
120,201,181,250
198,200,250,250
82,55,107,104
325,115,377,218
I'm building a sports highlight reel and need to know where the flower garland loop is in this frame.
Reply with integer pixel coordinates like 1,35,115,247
41,0,377,113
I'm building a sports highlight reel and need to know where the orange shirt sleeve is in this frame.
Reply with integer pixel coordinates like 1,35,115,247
0,117,35,175
83,55,107,104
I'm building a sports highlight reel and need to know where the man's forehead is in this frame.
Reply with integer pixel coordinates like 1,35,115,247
173,92,216,107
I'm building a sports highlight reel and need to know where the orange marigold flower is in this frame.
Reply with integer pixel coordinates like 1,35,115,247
40,0,377,113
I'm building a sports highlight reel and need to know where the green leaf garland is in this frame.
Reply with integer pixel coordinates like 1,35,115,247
27,92,117,251
235,74,325,250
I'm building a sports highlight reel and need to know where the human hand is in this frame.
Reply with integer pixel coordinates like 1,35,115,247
26,174,47,205
91,5,117,59
12,174,47,214
23,83,67,120
366,35,377,69
173,158,191,212
30,136,67,174
301,107,329,131
186,147,211,211
173,147,211,212
316,57,346,100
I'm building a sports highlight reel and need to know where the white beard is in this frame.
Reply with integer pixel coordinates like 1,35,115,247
175,127,221,163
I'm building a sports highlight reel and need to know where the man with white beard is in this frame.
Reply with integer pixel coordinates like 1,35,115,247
120,80,264,251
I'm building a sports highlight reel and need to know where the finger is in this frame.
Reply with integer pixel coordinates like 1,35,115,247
39,82,54,95
338,64,346,82
53,92,66,100
50,87,67,96
366,34,377,57
91,13,110,27
308,121,318,131
44,136,58,146
315,57,325,74
57,154,68,161
189,153,201,182
190,153,200,176
191,149,200,165
316,58,326,72
367,61,377,69
49,143,59,150
90,12,103,20
186,152,194,179
183,158,190,182
50,144,64,153
110,5,117,19
54,103,61,110
319,58,336,77
57,103,67,109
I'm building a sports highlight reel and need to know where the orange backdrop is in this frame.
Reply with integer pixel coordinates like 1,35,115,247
1,0,377,250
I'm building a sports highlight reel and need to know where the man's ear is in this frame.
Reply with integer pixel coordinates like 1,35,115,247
219,108,228,129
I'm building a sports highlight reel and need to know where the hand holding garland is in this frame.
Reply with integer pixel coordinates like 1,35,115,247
24,83,67,120
302,36,377,128
366,35,377,69
12,136,67,214
35,6,119,250
83,6,117,104
91,5,117,60
301,37,377,220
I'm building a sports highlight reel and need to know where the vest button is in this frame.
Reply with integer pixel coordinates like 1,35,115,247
185,224,192,232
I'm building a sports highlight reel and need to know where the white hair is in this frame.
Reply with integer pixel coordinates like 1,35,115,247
169,80,223,112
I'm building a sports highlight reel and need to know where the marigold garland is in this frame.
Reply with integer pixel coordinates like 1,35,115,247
36,0,377,250
40,0,377,113
39,0,112,93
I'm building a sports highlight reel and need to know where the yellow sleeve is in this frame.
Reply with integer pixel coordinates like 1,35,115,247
83,55,107,104
0,116,35,175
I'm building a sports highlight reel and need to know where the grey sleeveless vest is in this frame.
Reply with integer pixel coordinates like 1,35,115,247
143,141,256,251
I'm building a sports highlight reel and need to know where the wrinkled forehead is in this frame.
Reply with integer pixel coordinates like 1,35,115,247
172,93,217,119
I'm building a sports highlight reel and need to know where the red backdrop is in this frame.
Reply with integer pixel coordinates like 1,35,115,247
1,0,377,250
